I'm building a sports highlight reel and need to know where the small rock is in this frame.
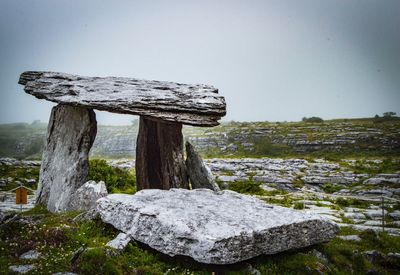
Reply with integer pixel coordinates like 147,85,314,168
309,249,329,262
243,263,261,275
0,179,7,187
260,184,278,192
218,175,238,182
9,265,35,274
338,235,362,242
72,208,99,222
20,249,40,260
70,246,87,264
106,233,131,250
363,250,384,264
25,179,36,185
387,252,400,259
344,212,365,219
365,209,387,219
363,220,382,226
389,210,400,220
69,180,108,211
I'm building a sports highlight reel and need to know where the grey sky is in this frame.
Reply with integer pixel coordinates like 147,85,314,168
0,0,399,125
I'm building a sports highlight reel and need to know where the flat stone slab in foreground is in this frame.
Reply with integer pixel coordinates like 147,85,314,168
97,189,339,264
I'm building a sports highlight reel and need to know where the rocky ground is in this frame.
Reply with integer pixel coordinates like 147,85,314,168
107,157,400,237
1,157,400,273
1,118,399,159
1,117,399,273
207,157,400,236
185,118,400,158
1,157,399,235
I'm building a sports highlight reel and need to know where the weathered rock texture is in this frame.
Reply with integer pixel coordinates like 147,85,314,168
36,104,97,212
19,71,226,126
69,180,108,211
136,117,188,190
185,142,220,191
97,189,339,264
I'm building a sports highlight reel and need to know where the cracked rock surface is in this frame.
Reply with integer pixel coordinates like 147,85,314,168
97,189,338,264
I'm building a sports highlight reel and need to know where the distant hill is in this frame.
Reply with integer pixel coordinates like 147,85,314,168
0,117,399,160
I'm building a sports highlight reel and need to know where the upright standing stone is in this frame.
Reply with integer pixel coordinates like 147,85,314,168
36,104,97,212
136,117,188,190
185,142,220,191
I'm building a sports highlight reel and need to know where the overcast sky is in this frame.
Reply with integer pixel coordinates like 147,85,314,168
0,0,399,125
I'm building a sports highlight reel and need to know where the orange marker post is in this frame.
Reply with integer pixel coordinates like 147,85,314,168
15,186,28,211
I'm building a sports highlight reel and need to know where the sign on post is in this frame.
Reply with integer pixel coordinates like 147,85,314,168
15,186,28,204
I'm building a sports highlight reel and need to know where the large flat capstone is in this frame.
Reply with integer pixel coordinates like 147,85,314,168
18,71,226,126
96,189,339,264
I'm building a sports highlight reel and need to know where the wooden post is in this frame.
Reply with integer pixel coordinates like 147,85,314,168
136,117,188,190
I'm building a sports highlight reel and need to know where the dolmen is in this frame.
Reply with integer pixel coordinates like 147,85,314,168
19,71,338,265
97,189,339,264
18,71,226,212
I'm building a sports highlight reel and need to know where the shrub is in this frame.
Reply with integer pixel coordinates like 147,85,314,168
335,197,350,207
77,248,121,275
321,183,343,194
302,117,324,123
335,197,370,208
88,159,136,193
228,180,266,196
292,178,305,189
293,202,304,210
302,116,324,123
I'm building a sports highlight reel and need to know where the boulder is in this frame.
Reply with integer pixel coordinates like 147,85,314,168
35,104,97,212
97,189,339,264
185,142,220,191
69,181,108,211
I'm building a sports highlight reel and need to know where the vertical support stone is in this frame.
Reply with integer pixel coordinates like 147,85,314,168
136,116,188,190
36,104,97,212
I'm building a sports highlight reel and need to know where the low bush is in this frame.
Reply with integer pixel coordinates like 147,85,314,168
302,117,324,123
293,202,305,210
228,180,266,196
335,197,370,209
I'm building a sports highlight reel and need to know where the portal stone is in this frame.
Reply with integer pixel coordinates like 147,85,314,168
36,104,97,212
185,142,220,191
135,117,188,190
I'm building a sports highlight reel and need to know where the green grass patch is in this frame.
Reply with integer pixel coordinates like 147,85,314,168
88,159,136,194
335,197,371,209
0,164,39,191
227,180,267,196
2,209,400,274
293,202,305,210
